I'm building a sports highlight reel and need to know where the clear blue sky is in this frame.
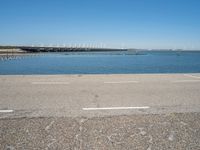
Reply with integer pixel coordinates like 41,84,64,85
0,0,200,49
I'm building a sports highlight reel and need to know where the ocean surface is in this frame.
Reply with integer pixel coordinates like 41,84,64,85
0,51,200,75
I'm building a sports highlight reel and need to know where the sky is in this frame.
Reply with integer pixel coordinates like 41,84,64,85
0,0,200,49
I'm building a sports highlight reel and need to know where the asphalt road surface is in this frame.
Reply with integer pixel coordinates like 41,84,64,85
0,74,200,149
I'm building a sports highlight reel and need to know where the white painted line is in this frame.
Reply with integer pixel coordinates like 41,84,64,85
172,80,200,83
104,81,139,84
32,82,69,85
83,106,149,111
184,74,200,79
0,110,14,113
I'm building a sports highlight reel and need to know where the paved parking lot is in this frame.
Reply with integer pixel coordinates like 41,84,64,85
0,74,200,149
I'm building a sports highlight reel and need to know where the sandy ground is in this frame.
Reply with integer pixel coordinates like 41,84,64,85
0,48,31,58
0,48,26,53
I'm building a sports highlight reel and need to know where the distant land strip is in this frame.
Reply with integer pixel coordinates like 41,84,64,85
1,46,200,53
0,46,127,53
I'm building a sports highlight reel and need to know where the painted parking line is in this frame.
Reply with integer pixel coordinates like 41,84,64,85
104,81,139,84
83,106,149,111
32,82,70,85
184,74,200,79
171,80,200,83
0,110,14,113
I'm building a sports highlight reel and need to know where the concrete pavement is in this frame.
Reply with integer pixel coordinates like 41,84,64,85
0,74,200,118
1,113,200,149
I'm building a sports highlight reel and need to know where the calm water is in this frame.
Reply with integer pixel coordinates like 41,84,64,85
1,51,200,75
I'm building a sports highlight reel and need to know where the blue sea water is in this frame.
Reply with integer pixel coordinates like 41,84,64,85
0,51,200,75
